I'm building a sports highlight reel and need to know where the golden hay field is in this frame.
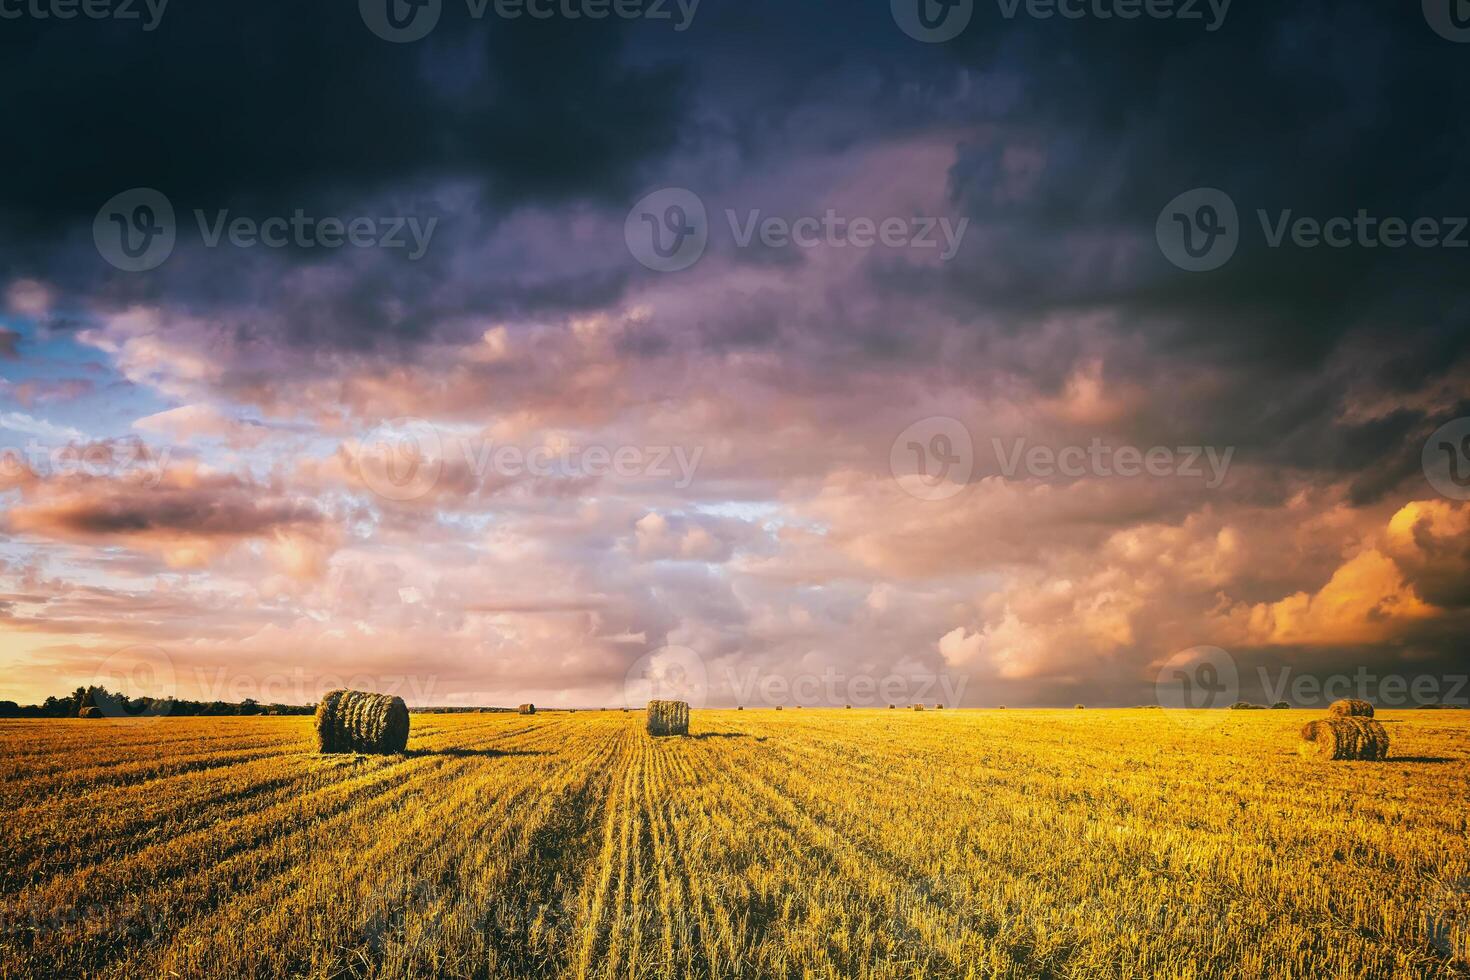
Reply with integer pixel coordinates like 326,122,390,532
1,710,1467,979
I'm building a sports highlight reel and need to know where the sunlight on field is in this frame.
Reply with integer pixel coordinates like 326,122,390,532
1,710,1467,979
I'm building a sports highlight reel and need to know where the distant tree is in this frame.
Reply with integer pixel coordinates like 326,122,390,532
0,700,19,718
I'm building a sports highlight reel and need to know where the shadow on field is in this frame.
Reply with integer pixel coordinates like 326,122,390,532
403,748,549,759
1384,756,1457,764
690,732,763,741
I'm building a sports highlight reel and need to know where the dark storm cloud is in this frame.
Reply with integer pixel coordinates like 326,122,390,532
0,4,687,224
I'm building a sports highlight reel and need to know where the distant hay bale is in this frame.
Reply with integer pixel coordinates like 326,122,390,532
1328,699,1375,718
1075,704,1085,710
845,705,852,709
315,690,410,755
646,700,689,737
998,705,1007,710
935,704,944,710
912,704,924,711
774,705,783,711
518,704,536,715
1298,718,1391,761
888,704,896,709
78,706,104,719
737,706,744,711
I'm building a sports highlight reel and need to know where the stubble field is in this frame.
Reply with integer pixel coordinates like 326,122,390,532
1,709,1466,979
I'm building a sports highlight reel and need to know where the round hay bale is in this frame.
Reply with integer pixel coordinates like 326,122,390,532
78,706,104,719
315,690,410,755
1328,698,1375,718
888,704,896,709
935,704,944,710
1075,704,1086,710
912,704,924,711
1298,718,1391,761
737,706,744,710
774,705,783,711
518,703,536,715
646,700,689,737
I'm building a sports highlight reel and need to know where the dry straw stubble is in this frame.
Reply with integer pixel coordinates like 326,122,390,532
315,690,410,755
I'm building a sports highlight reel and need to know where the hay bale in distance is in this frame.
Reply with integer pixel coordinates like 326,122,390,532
774,705,783,711
912,704,924,711
315,690,410,755
1328,699,1375,718
78,706,104,719
647,700,690,737
1298,718,1391,761
518,704,536,715
935,704,944,710
1075,704,1086,710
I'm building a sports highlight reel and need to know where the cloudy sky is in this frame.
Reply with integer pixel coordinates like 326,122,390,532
1,0,1467,708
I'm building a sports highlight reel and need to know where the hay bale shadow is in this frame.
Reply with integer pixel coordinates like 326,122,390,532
404,748,549,759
